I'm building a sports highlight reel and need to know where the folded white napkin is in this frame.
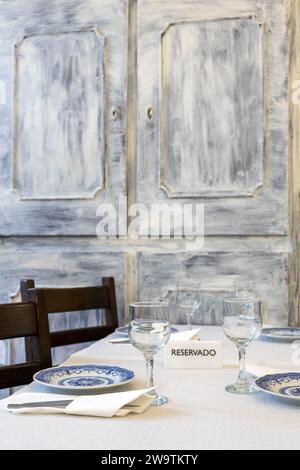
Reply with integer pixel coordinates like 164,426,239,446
246,364,299,377
169,328,201,342
1,388,155,418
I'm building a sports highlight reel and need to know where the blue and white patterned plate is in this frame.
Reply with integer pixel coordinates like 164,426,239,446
33,365,135,391
260,327,300,342
255,373,300,405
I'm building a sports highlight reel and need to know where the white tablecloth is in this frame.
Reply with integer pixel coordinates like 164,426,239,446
0,326,299,450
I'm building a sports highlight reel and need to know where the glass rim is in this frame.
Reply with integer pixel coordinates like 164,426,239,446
130,318,170,323
129,301,169,308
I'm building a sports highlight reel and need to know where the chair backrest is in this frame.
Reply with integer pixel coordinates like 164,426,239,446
20,278,118,365
0,302,51,389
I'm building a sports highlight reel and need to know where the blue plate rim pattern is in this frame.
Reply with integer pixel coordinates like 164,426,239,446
33,364,135,391
255,372,300,402
260,327,300,339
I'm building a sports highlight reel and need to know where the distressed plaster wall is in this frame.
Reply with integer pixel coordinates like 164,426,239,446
0,0,299,398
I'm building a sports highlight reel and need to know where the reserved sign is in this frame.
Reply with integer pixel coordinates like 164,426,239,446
164,340,222,369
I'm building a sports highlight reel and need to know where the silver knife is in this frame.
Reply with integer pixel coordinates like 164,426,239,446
7,400,140,410
109,339,130,344
7,400,73,409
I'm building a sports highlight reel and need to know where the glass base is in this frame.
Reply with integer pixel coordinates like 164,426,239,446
225,382,257,395
151,394,169,406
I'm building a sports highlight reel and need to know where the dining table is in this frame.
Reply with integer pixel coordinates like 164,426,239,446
0,326,299,450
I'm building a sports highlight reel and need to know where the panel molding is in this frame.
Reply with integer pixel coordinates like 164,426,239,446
12,28,106,200
160,287,242,325
159,17,265,199
137,0,289,235
137,250,290,325
0,250,126,366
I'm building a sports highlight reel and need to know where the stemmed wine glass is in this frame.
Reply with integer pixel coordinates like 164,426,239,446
223,297,262,394
176,285,200,330
128,302,171,405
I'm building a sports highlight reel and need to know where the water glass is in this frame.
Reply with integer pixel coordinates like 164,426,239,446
128,302,171,405
223,297,262,394
176,285,200,329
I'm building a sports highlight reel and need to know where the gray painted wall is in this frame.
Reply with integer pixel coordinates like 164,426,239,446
0,0,298,396
0,0,128,235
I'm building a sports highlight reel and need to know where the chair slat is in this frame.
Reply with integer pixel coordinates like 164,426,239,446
21,278,118,368
35,286,110,313
0,303,38,340
0,363,42,389
0,301,52,389
51,326,114,348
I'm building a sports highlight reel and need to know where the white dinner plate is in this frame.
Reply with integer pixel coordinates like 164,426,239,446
260,327,300,342
33,365,135,391
255,373,300,405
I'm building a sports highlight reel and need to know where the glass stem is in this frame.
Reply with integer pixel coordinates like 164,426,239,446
186,312,193,330
145,355,156,396
237,346,248,385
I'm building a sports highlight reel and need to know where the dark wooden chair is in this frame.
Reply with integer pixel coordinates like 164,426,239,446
0,302,52,389
21,278,118,366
